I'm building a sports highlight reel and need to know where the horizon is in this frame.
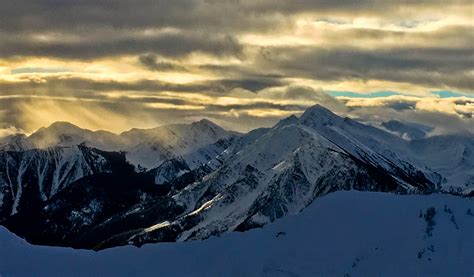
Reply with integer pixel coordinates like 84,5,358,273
1,104,321,137
16,117,233,137
3,103,473,140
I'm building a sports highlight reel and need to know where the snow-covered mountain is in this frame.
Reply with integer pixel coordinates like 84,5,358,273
0,119,236,170
409,133,474,192
377,120,474,191
1,191,473,276
117,105,438,246
26,122,123,151
0,104,472,251
381,120,432,140
121,119,235,169
0,145,126,219
0,134,34,152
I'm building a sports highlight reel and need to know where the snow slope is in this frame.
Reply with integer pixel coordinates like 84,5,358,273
409,134,474,191
0,191,472,276
24,122,123,151
121,119,235,169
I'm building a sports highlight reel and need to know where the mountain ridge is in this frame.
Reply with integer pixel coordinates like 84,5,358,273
1,119,236,169
0,104,472,250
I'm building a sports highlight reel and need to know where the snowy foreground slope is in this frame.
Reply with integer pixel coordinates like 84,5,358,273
1,191,472,277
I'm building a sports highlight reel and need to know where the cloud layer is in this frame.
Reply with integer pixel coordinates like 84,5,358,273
0,0,472,134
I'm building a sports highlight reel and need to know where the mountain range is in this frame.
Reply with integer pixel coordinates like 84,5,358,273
0,104,473,250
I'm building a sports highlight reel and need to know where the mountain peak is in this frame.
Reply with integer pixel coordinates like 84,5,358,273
41,121,84,134
305,104,333,114
275,114,299,128
192,119,223,130
299,104,343,126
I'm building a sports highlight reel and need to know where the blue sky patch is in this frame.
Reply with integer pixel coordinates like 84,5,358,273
431,91,473,98
327,91,401,98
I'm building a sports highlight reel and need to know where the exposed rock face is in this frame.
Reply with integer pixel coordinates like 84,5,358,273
0,146,119,219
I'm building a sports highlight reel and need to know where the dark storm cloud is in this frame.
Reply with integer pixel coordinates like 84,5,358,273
0,31,243,59
212,79,287,92
340,97,418,112
0,0,471,94
384,101,417,111
1,0,469,33
206,102,306,112
342,96,474,135
453,99,474,105
259,85,347,113
256,46,474,91
0,1,271,33
0,0,470,60
0,77,207,94
138,54,188,72
319,25,474,48
0,75,285,97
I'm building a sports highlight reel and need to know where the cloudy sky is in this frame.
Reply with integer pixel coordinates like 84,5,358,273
0,0,473,136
